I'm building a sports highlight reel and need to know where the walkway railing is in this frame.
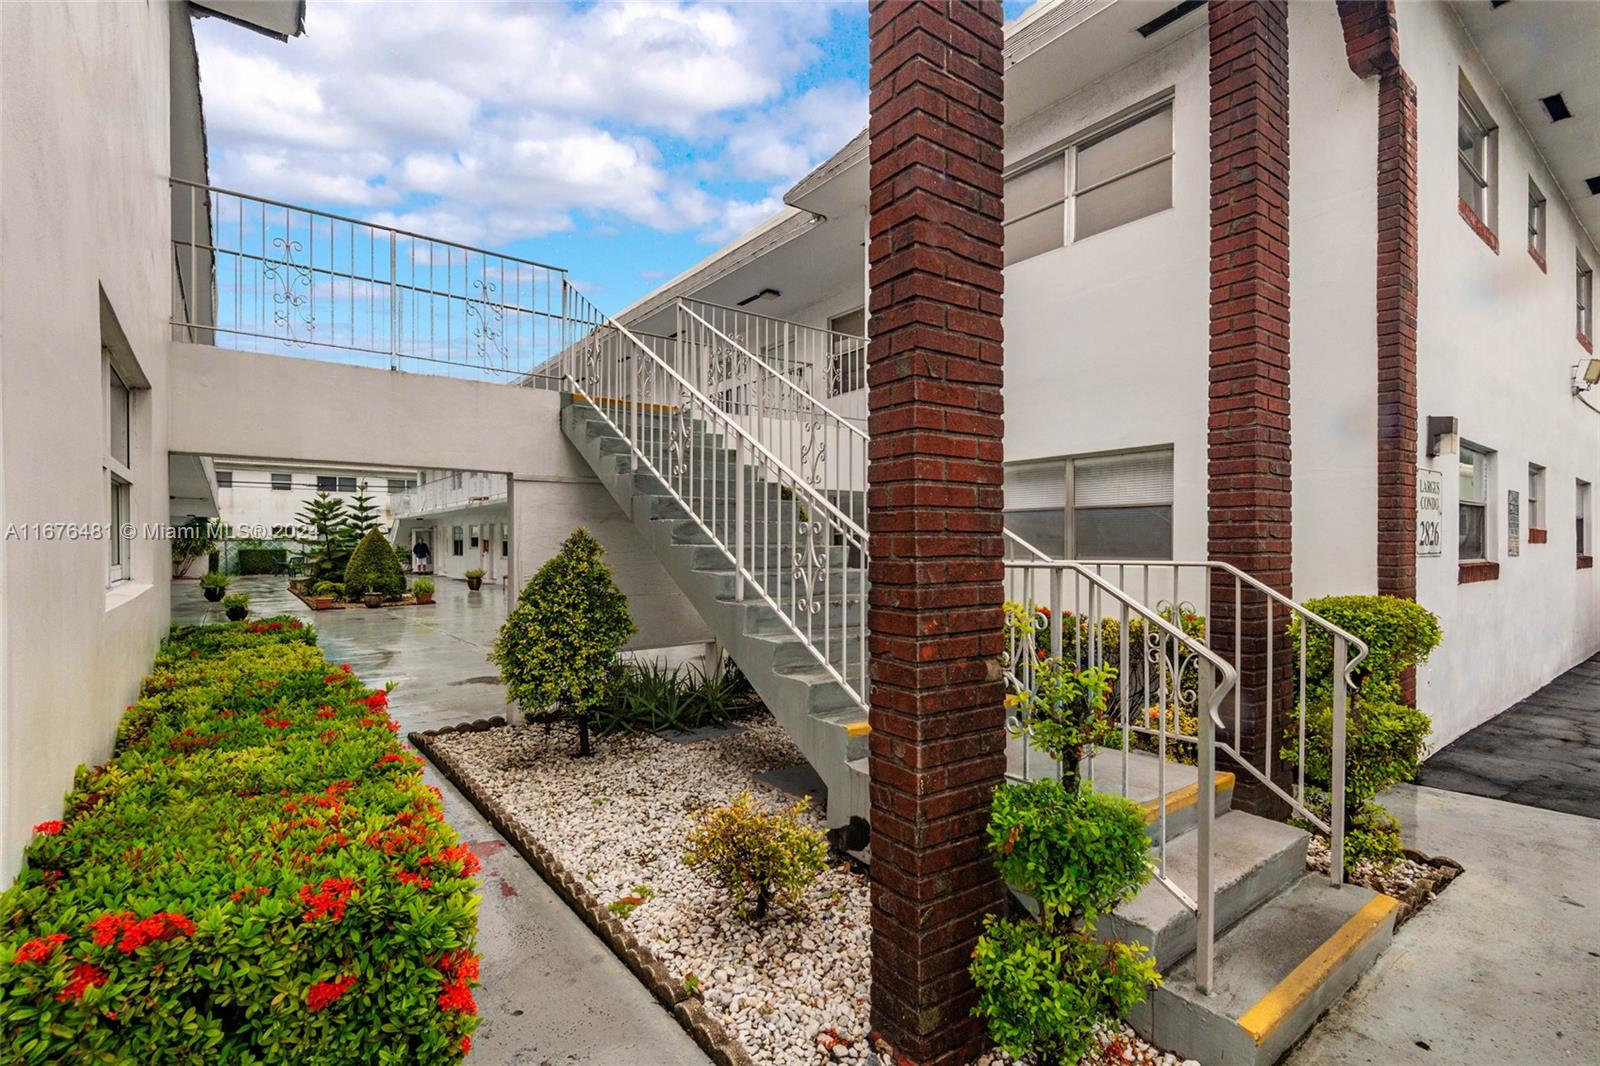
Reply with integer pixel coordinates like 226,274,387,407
1002,531,1236,992
561,287,872,705
680,298,869,400
169,179,567,381
1073,560,1370,881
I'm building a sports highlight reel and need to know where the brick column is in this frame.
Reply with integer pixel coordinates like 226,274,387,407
1337,0,1418,700
1208,0,1293,811
865,2,1006,1063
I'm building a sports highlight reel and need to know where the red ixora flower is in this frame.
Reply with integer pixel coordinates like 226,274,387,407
306,975,356,1011
422,844,481,878
316,707,336,719
460,1036,471,1055
374,753,409,768
57,963,108,1002
87,911,195,954
395,871,433,890
436,950,479,983
437,978,477,1015
298,877,358,922
32,820,65,836
12,933,68,964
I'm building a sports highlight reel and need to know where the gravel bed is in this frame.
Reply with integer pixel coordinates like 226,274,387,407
1304,835,1462,924
433,712,1189,1066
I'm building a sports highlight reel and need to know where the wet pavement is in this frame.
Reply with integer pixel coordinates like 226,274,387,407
172,575,709,1064
1417,653,1600,820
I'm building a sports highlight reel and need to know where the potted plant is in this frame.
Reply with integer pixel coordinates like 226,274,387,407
363,590,383,608
464,568,485,591
412,577,435,605
222,593,250,622
311,581,338,610
200,571,229,602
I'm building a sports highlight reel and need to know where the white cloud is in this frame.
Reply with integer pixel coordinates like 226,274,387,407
195,1,859,248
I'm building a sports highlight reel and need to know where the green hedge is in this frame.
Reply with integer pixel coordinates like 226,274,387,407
0,618,481,1063
236,547,288,575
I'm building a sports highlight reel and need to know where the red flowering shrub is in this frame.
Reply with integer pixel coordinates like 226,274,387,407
0,618,480,1063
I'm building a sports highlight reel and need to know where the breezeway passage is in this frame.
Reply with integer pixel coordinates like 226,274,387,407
172,576,709,1064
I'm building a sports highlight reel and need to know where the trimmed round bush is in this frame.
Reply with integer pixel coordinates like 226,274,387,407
681,793,828,920
343,528,405,601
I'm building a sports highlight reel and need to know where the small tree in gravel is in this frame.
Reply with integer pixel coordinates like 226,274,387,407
682,793,828,920
490,528,635,755
344,528,406,600
971,778,1159,1066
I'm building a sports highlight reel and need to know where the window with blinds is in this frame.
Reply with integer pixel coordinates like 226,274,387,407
1003,100,1173,266
1003,449,1174,560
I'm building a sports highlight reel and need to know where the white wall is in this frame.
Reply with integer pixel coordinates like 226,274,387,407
1003,25,1211,560
1288,3,1381,601
0,2,178,878
214,463,416,537
1399,3,1600,747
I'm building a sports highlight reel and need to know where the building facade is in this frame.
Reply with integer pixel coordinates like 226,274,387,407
616,0,1600,753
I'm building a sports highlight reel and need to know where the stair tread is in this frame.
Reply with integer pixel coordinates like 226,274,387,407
1162,874,1395,1017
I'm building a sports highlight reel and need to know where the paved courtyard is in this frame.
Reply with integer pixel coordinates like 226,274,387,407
172,575,709,1065
1417,653,1600,820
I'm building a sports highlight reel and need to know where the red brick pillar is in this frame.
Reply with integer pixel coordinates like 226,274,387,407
1337,0,1418,701
1207,0,1293,811
865,2,1007,1062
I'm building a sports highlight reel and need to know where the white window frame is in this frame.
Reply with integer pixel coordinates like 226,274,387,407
104,353,133,586
1528,179,1546,258
1004,96,1174,265
1578,253,1593,341
1458,75,1496,228
216,469,233,489
271,472,292,491
1459,442,1492,561
1003,447,1175,560
1528,463,1545,530
1578,480,1592,557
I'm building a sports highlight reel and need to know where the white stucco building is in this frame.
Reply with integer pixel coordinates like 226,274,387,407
615,0,1600,752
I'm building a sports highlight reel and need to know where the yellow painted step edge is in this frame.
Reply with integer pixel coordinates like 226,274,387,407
1140,772,1236,826
843,720,871,739
572,392,678,414
1235,893,1400,1046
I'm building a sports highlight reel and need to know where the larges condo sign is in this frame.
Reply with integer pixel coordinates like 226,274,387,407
1417,467,1443,558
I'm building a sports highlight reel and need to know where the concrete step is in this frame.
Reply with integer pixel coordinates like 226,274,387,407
1128,875,1400,1066
1096,810,1308,970
1007,744,1236,841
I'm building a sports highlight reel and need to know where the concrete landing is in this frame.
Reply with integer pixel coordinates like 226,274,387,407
1418,651,1600,819
1131,875,1398,1066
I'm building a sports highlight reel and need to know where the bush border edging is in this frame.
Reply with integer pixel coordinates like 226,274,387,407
409,722,754,1066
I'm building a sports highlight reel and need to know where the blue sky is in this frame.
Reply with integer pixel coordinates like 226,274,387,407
196,1,1033,314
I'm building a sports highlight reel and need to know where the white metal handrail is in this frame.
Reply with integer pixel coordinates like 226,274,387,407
168,178,566,380
675,302,868,528
560,284,871,706
1073,559,1370,881
1001,530,1235,993
680,298,869,400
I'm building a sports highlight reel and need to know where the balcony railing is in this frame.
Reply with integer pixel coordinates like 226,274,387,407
391,472,508,519
170,179,567,381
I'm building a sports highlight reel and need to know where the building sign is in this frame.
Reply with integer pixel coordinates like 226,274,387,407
1507,489,1520,557
1417,467,1443,557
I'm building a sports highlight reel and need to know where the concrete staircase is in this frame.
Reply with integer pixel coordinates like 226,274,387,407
561,399,873,835
563,392,1398,1066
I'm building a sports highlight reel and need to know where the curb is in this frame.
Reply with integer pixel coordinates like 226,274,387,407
411,721,755,1066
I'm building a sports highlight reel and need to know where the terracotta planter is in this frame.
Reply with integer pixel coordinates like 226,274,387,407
414,592,434,605
225,606,248,622
363,592,383,608
203,587,225,602
312,596,335,610
288,578,308,595
465,576,483,591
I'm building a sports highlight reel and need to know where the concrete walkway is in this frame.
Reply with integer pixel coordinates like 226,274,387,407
172,576,709,1065
1286,783,1600,1065
1417,653,1600,819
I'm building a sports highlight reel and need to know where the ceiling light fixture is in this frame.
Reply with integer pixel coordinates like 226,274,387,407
1540,93,1572,122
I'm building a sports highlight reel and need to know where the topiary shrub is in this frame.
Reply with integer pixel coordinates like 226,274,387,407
490,528,634,755
681,793,828,920
1286,595,1443,873
1007,656,1118,790
343,529,405,601
972,778,1159,1065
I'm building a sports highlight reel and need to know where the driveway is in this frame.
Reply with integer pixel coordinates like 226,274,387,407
172,575,709,1065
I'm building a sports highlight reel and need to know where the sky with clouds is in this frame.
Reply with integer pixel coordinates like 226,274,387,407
195,1,1030,313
